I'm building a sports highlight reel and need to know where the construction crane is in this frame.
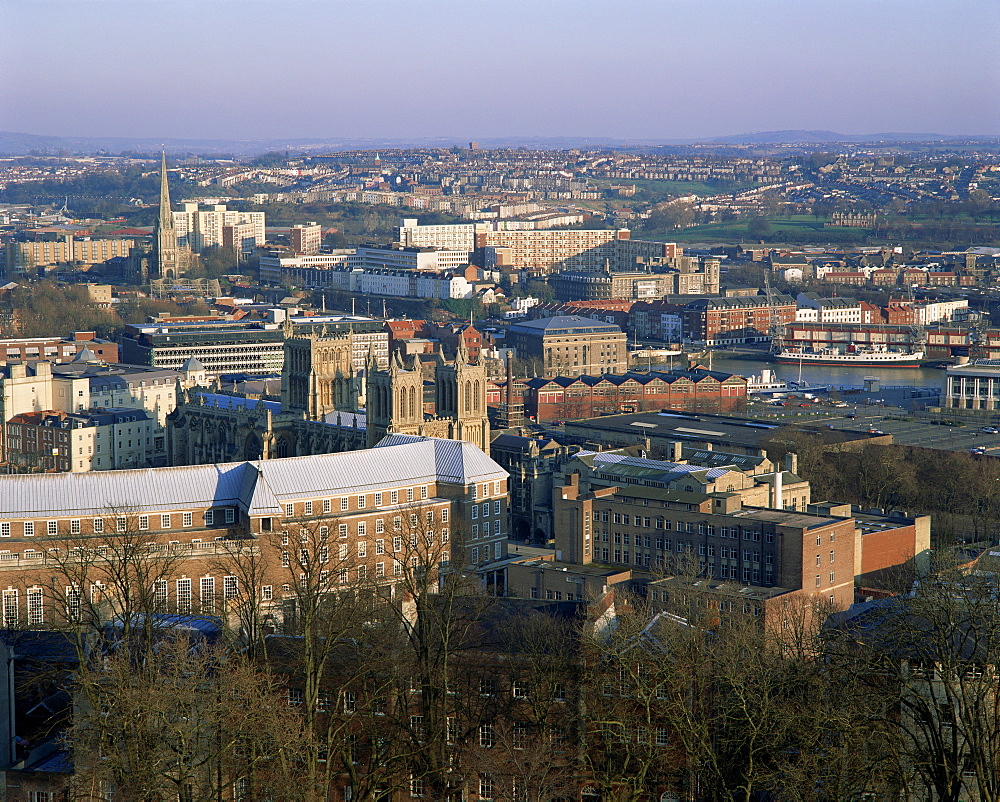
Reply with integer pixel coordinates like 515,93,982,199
764,271,785,354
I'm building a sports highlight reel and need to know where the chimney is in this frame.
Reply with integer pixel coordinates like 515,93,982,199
785,452,798,474
672,441,683,462
772,470,784,510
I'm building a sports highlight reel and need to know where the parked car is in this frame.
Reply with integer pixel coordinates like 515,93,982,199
847,413,857,419
982,427,999,434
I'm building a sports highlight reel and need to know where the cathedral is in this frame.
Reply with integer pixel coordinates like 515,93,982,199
366,337,490,450
168,335,490,465
281,321,360,419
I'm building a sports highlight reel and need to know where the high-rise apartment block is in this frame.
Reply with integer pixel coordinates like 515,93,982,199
289,222,323,255
173,203,265,253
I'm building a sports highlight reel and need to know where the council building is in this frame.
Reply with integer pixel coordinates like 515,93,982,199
0,435,509,629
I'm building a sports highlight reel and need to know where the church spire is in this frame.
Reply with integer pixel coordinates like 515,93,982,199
154,150,180,279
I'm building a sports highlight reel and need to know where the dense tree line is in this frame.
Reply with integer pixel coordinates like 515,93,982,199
763,431,1000,547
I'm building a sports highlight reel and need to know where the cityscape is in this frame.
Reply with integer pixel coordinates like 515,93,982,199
1,0,1000,800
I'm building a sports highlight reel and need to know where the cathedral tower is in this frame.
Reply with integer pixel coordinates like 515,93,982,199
366,350,425,447
282,327,357,420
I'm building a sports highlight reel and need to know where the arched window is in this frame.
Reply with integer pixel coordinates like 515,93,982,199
474,380,481,411
409,386,417,419
464,382,471,413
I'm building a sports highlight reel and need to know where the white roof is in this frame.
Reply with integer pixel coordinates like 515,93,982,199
0,437,507,520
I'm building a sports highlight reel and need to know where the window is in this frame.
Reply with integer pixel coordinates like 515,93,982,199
24,521,35,537
288,688,304,707
830,550,835,563
393,536,401,552
375,518,385,534
479,723,496,748
304,501,313,516
47,520,58,535
512,680,530,699
441,509,449,522
830,570,835,583
161,514,170,528
341,497,349,511
656,727,670,746
204,510,215,526
339,524,348,538
406,488,414,502
182,512,193,527
390,490,398,505
27,587,43,625
472,506,478,520
494,500,501,515
815,574,821,588
285,504,294,518
343,690,357,713
375,562,385,577
0,522,10,538
225,508,235,524
479,774,496,801
374,492,382,507
322,499,331,514
224,575,238,599
357,522,367,537
261,585,273,601
153,579,167,611
357,542,367,558
409,776,425,797
421,486,429,499
197,576,215,613
138,515,148,531
376,539,385,554
2,590,18,628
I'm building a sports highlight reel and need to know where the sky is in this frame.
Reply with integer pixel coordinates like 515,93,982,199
1,0,998,142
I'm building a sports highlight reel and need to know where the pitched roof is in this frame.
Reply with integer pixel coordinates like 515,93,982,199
0,437,507,520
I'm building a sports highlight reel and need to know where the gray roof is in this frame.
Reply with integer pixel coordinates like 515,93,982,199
181,356,206,372
508,315,622,335
0,437,507,520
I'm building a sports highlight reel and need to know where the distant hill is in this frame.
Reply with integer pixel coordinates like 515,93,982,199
0,129,991,157
709,129,971,144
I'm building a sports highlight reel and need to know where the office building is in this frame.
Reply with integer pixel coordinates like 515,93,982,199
506,316,628,377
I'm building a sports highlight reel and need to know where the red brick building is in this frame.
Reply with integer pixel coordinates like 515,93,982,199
682,296,796,346
521,369,748,422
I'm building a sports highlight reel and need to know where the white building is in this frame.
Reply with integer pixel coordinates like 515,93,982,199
398,218,476,252
796,293,862,324
173,203,266,252
355,245,470,273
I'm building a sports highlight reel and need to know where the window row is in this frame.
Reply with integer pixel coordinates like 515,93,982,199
0,510,236,538
282,486,433,517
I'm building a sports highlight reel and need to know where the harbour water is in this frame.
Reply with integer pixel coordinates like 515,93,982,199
648,354,945,392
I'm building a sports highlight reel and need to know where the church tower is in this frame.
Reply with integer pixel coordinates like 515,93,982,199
153,151,182,279
282,327,357,420
366,350,425,447
435,337,490,451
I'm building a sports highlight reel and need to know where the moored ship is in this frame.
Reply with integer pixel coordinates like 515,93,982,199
775,345,925,367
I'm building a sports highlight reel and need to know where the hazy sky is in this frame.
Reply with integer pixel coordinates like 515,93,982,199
2,0,998,141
